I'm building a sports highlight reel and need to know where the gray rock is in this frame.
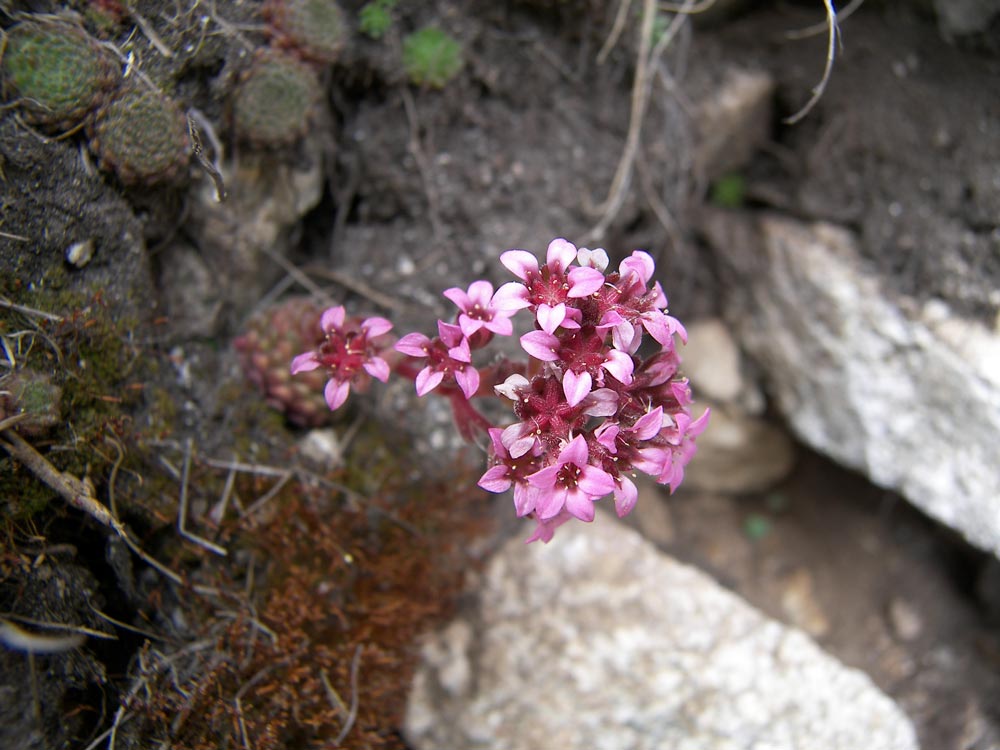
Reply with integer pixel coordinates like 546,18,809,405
691,67,774,182
933,0,1000,37
708,213,1000,557
405,516,918,750
683,319,745,403
185,136,327,328
683,405,797,494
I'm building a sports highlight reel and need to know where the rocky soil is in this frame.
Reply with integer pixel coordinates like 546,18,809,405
1,1,998,749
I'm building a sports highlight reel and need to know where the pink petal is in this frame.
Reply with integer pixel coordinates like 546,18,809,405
395,332,431,358
670,315,688,344
442,286,471,311
650,281,668,309
632,407,664,440
535,303,566,334
492,282,531,311
494,374,530,401
595,422,620,453
577,464,616,498
361,316,393,337
486,426,508,457
525,511,572,544
546,238,577,272
324,378,350,410
566,266,605,297
620,251,655,285
641,311,674,346
520,330,560,361
633,446,669,476
415,367,444,396
687,407,711,437
576,247,609,272
582,388,618,417
447,336,472,363
502,422,536,458
536,486,568,519
467,280,494,307
454,366,480,399
558,434,589,467
527,464,560,490
437,320,465,347
320,306,346,332
363,356,390,383
500,249,539,281
458,316,485,338
563,488,595,522
611,319,639,354
614,477,638,517
562,369,592,407
484,316,513,336
290,352,320,374
602,349,634,384
512,483,538,516
478,465,511,493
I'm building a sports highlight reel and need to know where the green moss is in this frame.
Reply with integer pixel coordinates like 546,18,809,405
402,27,463,89
710,174,747,209
359,0,397,39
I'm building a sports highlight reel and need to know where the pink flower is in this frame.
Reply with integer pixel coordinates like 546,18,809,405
394,321,481,399
290,306,393,412
477,427,542,516
499,238,605,308
524,509,574,543
443,280,517,337
527,434,616,522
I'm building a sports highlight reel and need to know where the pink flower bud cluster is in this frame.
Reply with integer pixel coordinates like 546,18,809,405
288,239,708,543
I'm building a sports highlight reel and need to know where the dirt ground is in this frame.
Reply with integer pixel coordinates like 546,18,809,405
1,1,998,748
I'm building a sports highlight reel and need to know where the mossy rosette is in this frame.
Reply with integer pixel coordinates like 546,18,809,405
1,19,120,130
88,84,191,185
234,296,335,428
0,369,62,437
263,0,348,64
402,27,463,89
231,50,321,147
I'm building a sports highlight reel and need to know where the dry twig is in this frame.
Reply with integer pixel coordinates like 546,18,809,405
0,429,219,596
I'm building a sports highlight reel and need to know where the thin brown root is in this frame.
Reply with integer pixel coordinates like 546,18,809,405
786,0,863,40
0,614,116,642
177,438,228,556
129,10,174,58
783,0,840,125
597,0,633,65
333,645,364,746
400,86,446,242
588,0,693,243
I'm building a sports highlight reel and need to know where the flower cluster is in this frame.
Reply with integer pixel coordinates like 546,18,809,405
289,239,708,542
289,306,393,410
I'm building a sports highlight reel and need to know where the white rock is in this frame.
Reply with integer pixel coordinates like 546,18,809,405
405,517,918,750
710,213,1000,557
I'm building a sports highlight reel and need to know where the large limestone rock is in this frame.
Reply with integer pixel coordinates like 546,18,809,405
405,516,917,750
707,212,1000,557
